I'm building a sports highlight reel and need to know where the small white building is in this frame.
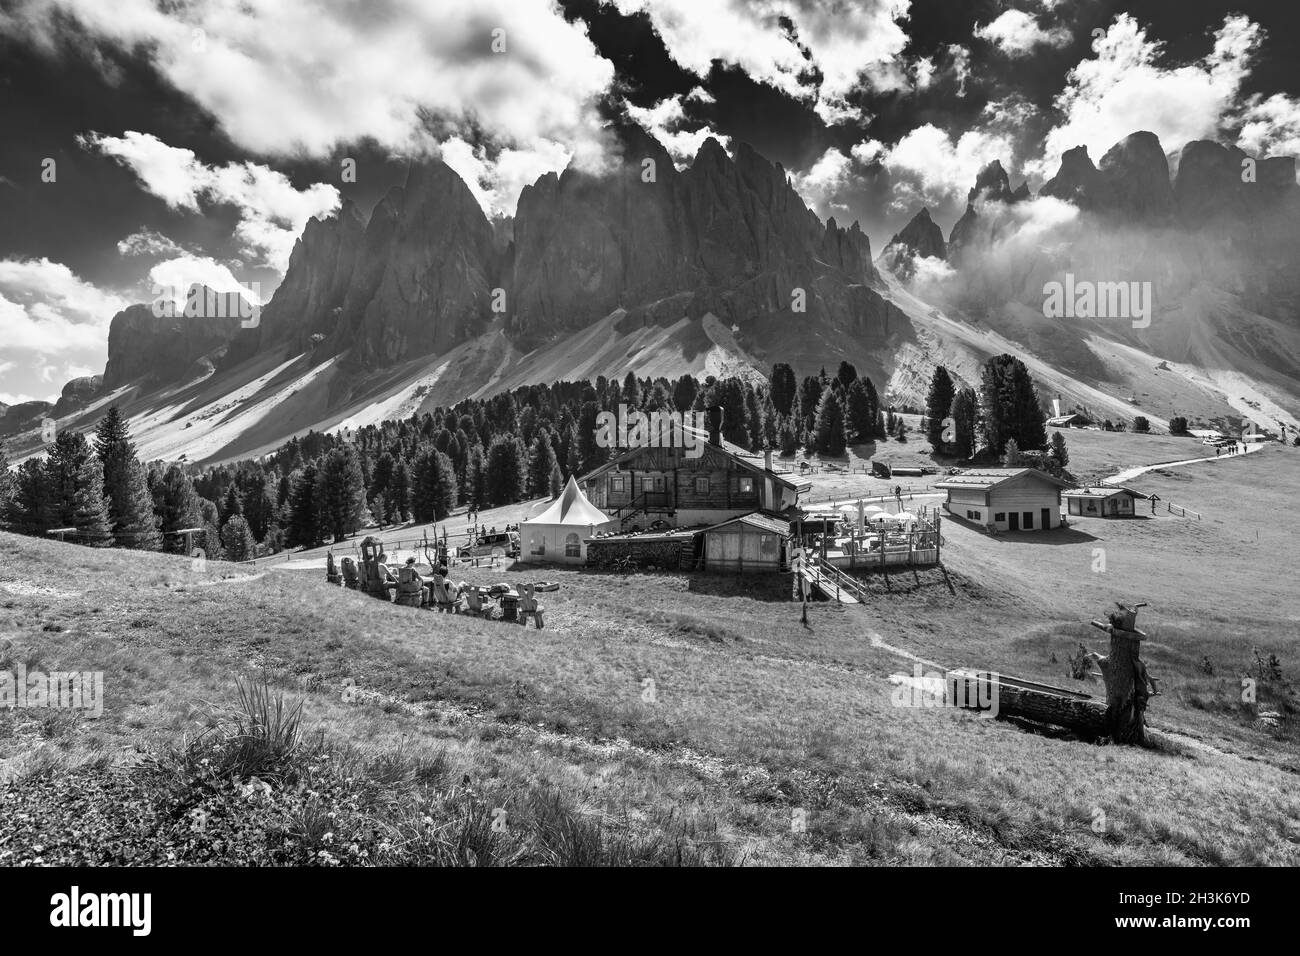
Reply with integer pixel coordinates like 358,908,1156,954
1062,485,1146,518
520,476,616,564
934,468,1069,531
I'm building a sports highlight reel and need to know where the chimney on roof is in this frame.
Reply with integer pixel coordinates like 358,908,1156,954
764,448,773,471
1052,395,1062,418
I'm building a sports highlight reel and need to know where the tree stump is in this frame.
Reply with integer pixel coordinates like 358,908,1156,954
1087,602,1152,745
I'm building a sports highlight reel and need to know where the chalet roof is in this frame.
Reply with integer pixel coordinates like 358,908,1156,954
578,439,800,492
1047,414,1083,426
1062,484,1148,500
702,512,791,536
933,468,1071,492
522,475,611,527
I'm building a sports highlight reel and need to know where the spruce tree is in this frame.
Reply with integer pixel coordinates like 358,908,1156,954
485,434,525,506
388,459,412,523
316,446,367,543
466,443,487,509
287,462,323,548
948,387,979,460
0,445,12,529
813,386,847,456
220,514,257,562
71,453,114,547
8,459,48,534
925,366,956,450
153,465,205,552
93,405,158,548
979,354,1047,455
769,363,797,417
413,448,457,521
845,378,875,443
527,432,558,498
221,483,244,526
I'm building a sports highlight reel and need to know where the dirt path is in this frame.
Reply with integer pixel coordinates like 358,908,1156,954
1107,442,1263,484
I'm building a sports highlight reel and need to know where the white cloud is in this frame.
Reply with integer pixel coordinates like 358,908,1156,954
611,0,911,125
789,148,855,219
623,96,730,168
1029,14,1262,181
974,10,1070,57
147,256,264,313
883,124,1017,203
1236,93,1300,163
117,228,188,259
438,137,574,218
81,131,339,273
0,259,129,400
13,0,616,171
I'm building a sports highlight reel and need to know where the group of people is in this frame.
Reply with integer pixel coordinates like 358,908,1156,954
369,551,462,609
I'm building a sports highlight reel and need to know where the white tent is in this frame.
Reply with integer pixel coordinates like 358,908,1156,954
520,475,616,564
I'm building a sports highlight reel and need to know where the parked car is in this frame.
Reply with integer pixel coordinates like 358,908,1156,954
464,530,520,559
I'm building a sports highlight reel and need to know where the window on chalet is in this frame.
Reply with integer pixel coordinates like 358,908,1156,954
610,476,625,494
694,476,709,494
738,477,754,494
994,513,1005,521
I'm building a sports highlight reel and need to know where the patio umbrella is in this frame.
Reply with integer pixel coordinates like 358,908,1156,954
895,511,917,524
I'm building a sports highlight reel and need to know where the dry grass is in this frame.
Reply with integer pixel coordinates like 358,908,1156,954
1,445,1297,866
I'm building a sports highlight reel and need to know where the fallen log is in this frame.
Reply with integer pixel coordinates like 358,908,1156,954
948,670,1107,738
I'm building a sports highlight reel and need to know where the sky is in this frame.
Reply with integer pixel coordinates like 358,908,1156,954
2,0,1299,405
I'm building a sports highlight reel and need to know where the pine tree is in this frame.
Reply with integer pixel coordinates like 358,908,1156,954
979,354,1047,455
672,373,698,413
8,459,48,534
527,432,558,498
412,448,457,521
577,401,607,471
388,459,412,523
40,431,111,544
925,366,956,450
549,461,563,497
845,378,875,443
220,514,257,562
153,465,205,552
0,445,12,529
70,452,114,547
813,386,847,456
836,361,858,390
1002,438,1024,467
221,483,244,526
316,446,367,543
1049,431,1070,469
114,459,162,550
948,387,978,459
466,443,488,509
485,434,526,506
240,472,275,542
92,405,158,549
770,363,797,417
287,462,323,548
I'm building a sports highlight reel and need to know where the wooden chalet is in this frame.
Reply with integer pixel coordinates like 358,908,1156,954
934,468,1070,531
579,441,806,532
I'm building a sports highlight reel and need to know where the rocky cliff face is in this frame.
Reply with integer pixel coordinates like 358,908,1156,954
103,288,254,390
877,207,945,279
245,126,894,374
947,160,1026,262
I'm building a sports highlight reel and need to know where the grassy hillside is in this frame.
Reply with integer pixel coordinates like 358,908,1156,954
2,444,1297,866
